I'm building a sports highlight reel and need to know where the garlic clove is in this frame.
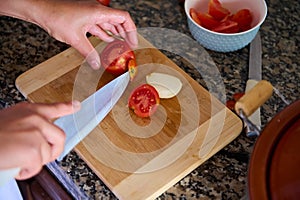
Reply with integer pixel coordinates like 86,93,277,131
146,72,182,99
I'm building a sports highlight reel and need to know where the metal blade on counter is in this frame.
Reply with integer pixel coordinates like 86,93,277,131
245,32,262,133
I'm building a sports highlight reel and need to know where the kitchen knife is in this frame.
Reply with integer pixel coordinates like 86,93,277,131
0,71,130,186
55,71,130,160
245,32,262,128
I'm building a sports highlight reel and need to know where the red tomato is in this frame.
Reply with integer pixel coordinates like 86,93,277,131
212,19,239,33
100,40,136,76
128,84,160,118
233,92,245,102
226,92,245,111
128,59,137,81
190,8,202,26
231,9,253,32
208,0,230,21
197,12,220,29
226,99,236,111
96,0,110,6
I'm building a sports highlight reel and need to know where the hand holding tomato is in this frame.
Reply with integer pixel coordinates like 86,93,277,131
1,0,138,70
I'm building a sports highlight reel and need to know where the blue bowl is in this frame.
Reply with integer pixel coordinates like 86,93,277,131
185,0,267,52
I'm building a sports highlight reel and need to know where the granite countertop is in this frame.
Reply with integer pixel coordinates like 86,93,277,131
0,0,299,199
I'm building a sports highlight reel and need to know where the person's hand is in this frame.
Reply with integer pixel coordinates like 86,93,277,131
0,0,138,69
0,101,81,180
37,0,138,69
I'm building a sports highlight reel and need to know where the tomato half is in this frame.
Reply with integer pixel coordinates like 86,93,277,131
128,84,160,118
100,40,136,76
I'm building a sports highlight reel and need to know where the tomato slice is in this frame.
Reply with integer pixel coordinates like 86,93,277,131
208,0,230,21
212,19,239,33
197,12,220,29
100,40,136,76
128,84,160,118
190,8,202,26
231,9,253,32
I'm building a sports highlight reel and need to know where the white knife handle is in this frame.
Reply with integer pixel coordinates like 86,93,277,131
0,168,20,187
245,79,261,127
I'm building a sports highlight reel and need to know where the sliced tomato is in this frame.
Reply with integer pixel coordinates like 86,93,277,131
231,9,253,32
100,40,136,76
197,12,220,29
128,84,160,118
190,8,202,26
128,59,137,81
190,0,253,34
208,0,230,21
212,19,239,33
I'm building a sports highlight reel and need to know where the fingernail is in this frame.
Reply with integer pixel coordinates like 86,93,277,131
90,60,100,70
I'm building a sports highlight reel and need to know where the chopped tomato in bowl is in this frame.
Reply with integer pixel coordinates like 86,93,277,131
184,0,267,52
189,0,253,33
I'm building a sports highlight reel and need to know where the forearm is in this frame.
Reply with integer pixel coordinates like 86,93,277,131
0,0,50,29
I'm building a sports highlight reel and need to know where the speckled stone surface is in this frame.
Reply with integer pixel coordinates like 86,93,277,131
0,0,299,199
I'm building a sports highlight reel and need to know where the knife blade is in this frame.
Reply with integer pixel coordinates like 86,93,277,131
245,32,262,128
55,71,130,161
0,72,130,186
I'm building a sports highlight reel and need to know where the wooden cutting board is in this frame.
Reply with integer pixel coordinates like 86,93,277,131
16,35,243,200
